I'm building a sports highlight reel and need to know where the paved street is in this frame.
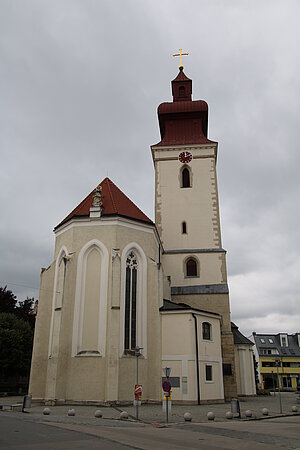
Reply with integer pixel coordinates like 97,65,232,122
1,412,300,449
1,392,300,449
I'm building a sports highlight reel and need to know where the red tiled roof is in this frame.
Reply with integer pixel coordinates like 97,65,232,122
154,69,216,147
156,100,214,146
55,177,153,230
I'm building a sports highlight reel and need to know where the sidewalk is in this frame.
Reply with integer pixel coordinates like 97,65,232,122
1,392,299,424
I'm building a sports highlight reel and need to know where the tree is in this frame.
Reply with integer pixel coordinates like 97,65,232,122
0,287,36,329
15,297,36,329
0,286,17,313
0,313,33,377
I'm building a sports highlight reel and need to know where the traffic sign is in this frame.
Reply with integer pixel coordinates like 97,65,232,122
135,384,143,400
162,380,171,392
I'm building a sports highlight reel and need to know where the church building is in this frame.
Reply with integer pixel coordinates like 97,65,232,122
29,64,255,404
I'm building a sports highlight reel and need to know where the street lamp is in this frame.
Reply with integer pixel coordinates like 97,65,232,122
163,367,171,379
275,358,283,414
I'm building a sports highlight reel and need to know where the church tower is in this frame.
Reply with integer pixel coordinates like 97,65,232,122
151,66,237,399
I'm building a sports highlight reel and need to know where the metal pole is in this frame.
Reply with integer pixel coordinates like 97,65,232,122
136,349,139,420
192,313,200,405
166,394,168,424
276,362,282,414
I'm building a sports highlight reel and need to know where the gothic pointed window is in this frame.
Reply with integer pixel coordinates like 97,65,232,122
182,167,191,188
182,221,187,234
124,252,138,351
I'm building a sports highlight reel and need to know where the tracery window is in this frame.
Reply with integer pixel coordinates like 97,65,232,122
124,252,138,350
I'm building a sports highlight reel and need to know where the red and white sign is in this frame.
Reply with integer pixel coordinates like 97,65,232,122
162,380,171,392
135,384,143,400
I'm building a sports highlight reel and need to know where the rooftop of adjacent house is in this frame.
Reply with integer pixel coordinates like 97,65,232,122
252,332,300,357
231,322,253,346
55,177,153,230
159,299,221,317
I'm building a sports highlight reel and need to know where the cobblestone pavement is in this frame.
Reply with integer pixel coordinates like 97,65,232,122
1,392,300,424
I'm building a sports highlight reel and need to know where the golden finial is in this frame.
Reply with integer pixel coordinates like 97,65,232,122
172,48,189,69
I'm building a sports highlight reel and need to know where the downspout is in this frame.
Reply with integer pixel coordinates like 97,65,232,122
192,313,201,405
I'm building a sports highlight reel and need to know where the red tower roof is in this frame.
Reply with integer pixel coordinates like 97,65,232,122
155,67,215,146
55,177,153,230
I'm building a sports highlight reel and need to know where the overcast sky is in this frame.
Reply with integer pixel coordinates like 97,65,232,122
1,0,299,337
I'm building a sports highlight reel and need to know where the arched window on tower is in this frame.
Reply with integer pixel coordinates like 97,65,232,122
182,221,187,234
181,167,191,188
186,257,198,277
202,322,212,340
124,251,138,351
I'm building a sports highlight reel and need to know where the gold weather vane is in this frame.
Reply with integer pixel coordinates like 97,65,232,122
173,48,189,69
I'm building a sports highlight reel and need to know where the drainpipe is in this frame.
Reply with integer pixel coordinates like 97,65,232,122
192,313,201,405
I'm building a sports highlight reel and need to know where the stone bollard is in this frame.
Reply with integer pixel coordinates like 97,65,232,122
43,407,51,415
67,408,76,416
94,409,103,418
262,408,269,416
183,412,192,422
245,410,252,418
292,406,298,413
207,412,215,421
225,411,233,419
120,411,129,420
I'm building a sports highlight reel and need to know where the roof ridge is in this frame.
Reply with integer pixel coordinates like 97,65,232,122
55,177,153,230
106,178,118,214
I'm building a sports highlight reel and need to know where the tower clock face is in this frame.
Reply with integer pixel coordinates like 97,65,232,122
179,151,192,163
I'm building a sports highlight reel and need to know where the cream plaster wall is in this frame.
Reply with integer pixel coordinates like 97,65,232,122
161,312,224,402
29,217,162,403
152,144,220,251
29,264,55,400
234,345,256,396
162,252,227,287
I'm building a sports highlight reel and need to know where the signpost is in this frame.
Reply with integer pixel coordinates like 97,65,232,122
135,346,142,420
275,358,283,414
163,367,171,424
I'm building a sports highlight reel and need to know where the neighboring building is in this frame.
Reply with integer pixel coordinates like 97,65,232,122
231,323,256,396
251,332,300,390
29,66,240,404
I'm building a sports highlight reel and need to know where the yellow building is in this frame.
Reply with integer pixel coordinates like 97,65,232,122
251,332,300,391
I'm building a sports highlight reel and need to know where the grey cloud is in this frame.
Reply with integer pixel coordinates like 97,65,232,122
1,0,300,338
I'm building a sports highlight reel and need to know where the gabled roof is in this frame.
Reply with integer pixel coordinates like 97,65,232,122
55,177,153,230
252,332,300,357
231,322,253,346
159,299,220,317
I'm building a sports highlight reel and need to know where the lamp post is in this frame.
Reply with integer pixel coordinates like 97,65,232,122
135,346,142,420
275,358,283,414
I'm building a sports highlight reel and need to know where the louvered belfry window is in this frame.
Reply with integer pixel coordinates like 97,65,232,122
124,252,138,350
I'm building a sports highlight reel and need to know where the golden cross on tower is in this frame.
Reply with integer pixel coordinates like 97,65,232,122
173,48,189,69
